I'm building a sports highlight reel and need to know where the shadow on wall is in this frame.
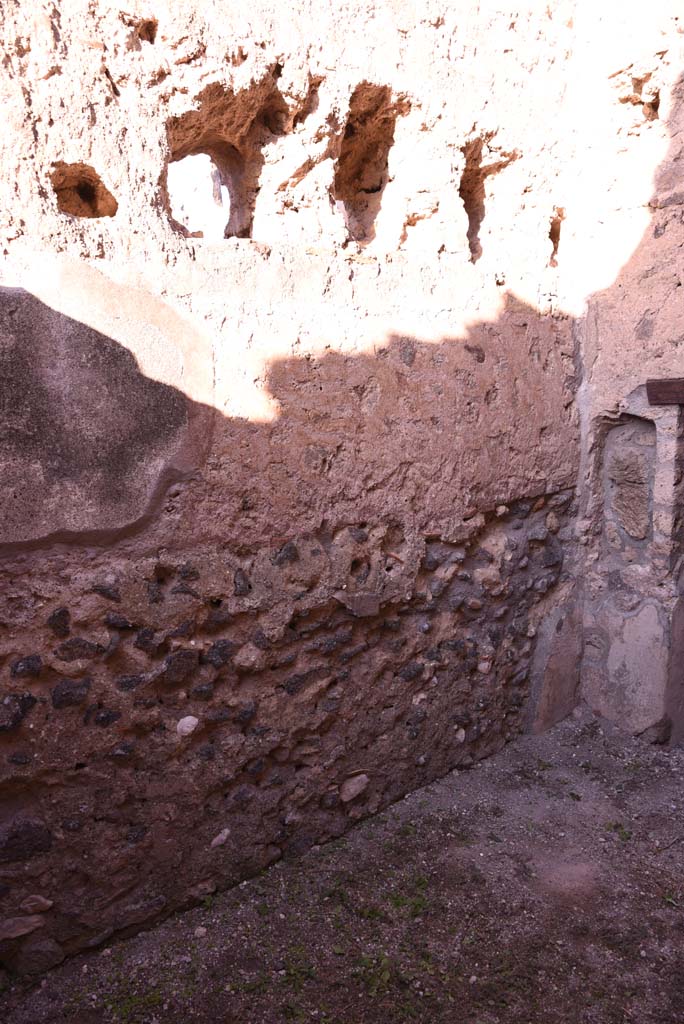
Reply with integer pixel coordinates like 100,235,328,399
0,282,579,971
0,289,213,546
0,286,576,550
1,72,684,975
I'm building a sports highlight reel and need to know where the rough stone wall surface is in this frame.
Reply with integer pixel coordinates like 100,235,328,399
0,0,682,972
575,15,684,742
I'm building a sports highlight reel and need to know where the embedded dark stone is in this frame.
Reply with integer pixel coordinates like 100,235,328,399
104,633,121,659
92,584,121,602
54,637,104,662
197,743,215,761
235,701,257,725
429,576,449,597
273,541,299,566
171,583,200,598
542,540,563,567
192,683,215,701
169,620,195,639
104,612,136,630
126,825,148,844
8,751,31,765
62,819,83,832
111,741,134,758
252,629,270,650
162,649,199,685
0,817,52,863
115,674,145,692
283,670,316,696
93,708,121,727
134,627,167,656
0,693,37,733
509,499,533,518
232,785,254,808
201,639,236,668
147,581,164,604
320,790,340,809
233,569,252,596
52,677,92,709
10,655,42,678
398,660,423,682
47,607,71,638
464,342,485,363
349,526,369,542
406,708,428,727
305,629,353,654
269,650,297,669
206,707,232,724
178,563,200,581
204,606,231,632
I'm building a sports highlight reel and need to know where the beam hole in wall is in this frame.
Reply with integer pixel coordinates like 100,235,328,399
50,162,118,218
166,72,289,239
333,82,409,243
548,206,565,267
135,18,158,44
166,153,231,240
122,13,158,46
458,136,519,263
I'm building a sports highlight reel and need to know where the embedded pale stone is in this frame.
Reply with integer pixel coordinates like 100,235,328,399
210,828,230,848
0,916,45,941
340,774,370,803
177,716,199,737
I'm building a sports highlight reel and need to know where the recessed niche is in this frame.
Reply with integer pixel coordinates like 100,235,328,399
548,206,565,267
50,163,118,218
166,153,231,240
458,136,518,262
333,83,409,243
166,72,289,239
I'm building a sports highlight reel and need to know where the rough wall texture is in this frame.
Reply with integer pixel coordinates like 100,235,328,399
0,0,683,973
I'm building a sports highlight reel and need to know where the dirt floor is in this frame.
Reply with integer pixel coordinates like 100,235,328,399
2,707,684,1024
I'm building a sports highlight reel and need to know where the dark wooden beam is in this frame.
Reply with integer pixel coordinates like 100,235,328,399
646,379,684,405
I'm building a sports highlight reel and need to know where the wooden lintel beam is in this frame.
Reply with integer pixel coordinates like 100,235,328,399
646,379,684,406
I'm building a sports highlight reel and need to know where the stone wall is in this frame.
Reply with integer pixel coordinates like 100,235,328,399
0,0,683,973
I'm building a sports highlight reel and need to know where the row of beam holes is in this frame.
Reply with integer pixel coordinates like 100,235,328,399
47,70,565,264
162,77,405,243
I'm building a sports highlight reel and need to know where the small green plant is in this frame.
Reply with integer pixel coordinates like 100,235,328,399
105,987,163,1023
281,946,316,992
356,953,394,997
607,821,632,841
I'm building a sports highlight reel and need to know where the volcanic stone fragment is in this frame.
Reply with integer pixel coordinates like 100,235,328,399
0,693,37,733
46,607,70,638
163,648,199,684
10,655,42,678
201,639,236,667
234,569,252,595
0,817,52,862
51,677,92,709
54,637,104,661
